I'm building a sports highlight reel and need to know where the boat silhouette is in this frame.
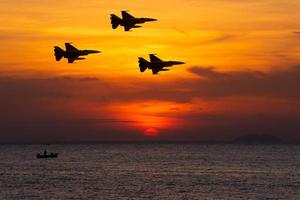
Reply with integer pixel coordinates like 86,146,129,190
37,150,58,159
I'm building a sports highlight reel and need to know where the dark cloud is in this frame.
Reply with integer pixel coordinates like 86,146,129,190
0,119,143,143
1,66,300,121
1,66,300,142
3,66,300,106
188,66,300,99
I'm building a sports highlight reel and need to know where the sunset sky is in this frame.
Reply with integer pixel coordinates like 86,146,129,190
1,0,300,142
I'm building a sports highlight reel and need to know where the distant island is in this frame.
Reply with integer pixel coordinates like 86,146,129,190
233,134,283,144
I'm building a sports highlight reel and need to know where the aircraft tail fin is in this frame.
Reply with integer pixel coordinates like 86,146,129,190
139,57,149,72
110,14,121,29
54,46,65,61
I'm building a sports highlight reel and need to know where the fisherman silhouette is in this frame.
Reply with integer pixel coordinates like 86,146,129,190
37,149,58,159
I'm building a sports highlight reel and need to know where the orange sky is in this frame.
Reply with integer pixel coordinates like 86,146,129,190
1,0,300,142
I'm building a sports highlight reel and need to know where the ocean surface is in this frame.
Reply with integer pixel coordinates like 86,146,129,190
0,144,299,200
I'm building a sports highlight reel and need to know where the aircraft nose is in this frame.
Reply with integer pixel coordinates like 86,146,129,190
148,18,157,22
175,61,185,65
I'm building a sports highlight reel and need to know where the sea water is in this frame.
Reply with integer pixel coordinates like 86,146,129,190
0,144,299,199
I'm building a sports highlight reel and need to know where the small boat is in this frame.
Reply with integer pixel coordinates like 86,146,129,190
37,150,58,159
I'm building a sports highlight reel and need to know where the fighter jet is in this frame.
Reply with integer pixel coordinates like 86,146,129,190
110,11,157,31
138,54,185,75
54,43,100,63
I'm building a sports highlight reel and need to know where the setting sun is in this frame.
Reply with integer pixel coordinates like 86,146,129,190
144,128,159,137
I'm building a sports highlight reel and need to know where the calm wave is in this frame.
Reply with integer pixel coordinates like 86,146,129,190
0,144,299,199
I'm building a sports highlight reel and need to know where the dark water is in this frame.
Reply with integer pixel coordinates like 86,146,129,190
0,144,299,200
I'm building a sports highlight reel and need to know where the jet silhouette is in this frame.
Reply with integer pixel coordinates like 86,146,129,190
54,43,100,63
139,54,185,75
111,11,157,31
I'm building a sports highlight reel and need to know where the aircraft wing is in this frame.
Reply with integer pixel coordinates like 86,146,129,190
151,67,161,75
65,43,78,52
150,54,162,62
124,24,135,32
122,11,135,19
68,57,77,63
